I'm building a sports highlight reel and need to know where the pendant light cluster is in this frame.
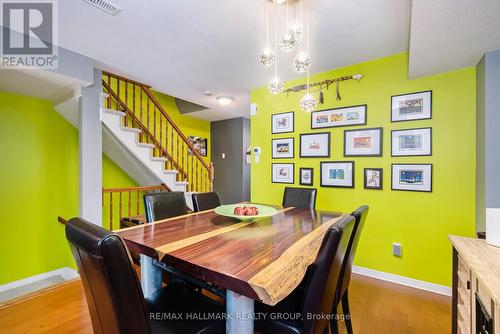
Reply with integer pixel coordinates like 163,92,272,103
260,0,315,112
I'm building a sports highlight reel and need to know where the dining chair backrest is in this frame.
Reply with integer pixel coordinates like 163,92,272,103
65,218,151,334
336,205,369,302
191,192,221,212
282,187,317,209
300,214,356,334
143,191,188,223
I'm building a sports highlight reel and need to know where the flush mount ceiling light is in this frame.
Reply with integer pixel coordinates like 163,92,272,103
216,96,235,106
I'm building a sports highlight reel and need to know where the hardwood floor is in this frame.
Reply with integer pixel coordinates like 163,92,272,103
0,274,450,334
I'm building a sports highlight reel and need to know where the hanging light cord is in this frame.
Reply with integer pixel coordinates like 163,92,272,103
274,1,278,78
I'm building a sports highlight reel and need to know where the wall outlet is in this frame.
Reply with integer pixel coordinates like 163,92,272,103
392,243,402,257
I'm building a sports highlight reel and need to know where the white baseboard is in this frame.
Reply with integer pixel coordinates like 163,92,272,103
352,265,452,296
0,267,79,293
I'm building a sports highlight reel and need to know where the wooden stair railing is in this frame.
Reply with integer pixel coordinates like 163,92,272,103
102,184,169,230
102,71,214,193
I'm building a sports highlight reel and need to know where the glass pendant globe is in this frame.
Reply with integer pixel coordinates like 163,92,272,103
268,77,284,95
300,93,317,112
280,33,296,51
289,25,302,41
292,52,311,73
260,48,276,66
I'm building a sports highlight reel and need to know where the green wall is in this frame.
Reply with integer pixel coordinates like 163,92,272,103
0,91,136,284
250,53,476,286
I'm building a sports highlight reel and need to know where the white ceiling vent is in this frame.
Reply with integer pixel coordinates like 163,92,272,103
81,0,122,16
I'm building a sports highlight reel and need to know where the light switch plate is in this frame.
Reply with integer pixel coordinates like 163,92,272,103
392,243,402,257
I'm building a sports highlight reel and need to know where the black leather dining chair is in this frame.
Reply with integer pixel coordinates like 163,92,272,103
65,217,224,334
331,205,369,334
254,214,356,334
143,191,188,223
282,187,317,209
192,192,221,212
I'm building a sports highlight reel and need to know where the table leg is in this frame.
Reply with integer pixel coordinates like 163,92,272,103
140,254,162,298
226,290,254,334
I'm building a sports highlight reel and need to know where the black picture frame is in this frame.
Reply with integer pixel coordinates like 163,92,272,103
299,132,331,158
390,90,432,123
299,168,314,186
310,104,367,129
188,136,208,157
391,163,433,192
391,127,432,157
364,168,383,190
320,161,355,188
271,163,295,184
271,111,294,134
343,127,383,157
271,137,294,159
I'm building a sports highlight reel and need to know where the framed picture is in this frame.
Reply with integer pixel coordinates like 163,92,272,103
391,91,432,122
344,127,383,157
364,168,383,190
272,138,294,159
272,111,294,134
391,127,432,156
320,161,355,188
311,105,367,129
299,168,314,186
272,163,294,184
188,136,208,156
391,164,432,192
300,132,331,158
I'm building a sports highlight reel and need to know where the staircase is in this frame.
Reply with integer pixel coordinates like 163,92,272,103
101,72,214,196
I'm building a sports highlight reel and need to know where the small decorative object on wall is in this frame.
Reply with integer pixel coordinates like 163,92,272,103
272,163,294,184
320,161,354,188
272,137,294,159
300,132,330,157
392,164,432,192
391,127,432,156
391,90,432,122
344,127,383,157
364,168,383,190
311,105,367,129
188,136,208,156
271,111,294,134
299,168,314,186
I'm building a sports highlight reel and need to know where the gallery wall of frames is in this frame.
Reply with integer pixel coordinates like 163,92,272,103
270,90,433,192
250,53,476,287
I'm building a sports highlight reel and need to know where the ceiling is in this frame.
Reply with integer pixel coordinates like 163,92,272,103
53,0,500,121
0,69,84,102
409,0,500,78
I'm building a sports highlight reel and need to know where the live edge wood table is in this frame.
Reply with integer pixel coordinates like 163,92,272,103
116,205,346,334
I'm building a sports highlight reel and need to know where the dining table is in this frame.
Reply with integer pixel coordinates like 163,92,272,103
115,204,347,334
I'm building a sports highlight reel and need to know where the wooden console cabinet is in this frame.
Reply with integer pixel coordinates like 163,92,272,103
450,235,500,334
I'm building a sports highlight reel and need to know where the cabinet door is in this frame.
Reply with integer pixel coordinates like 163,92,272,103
457,254,472,334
